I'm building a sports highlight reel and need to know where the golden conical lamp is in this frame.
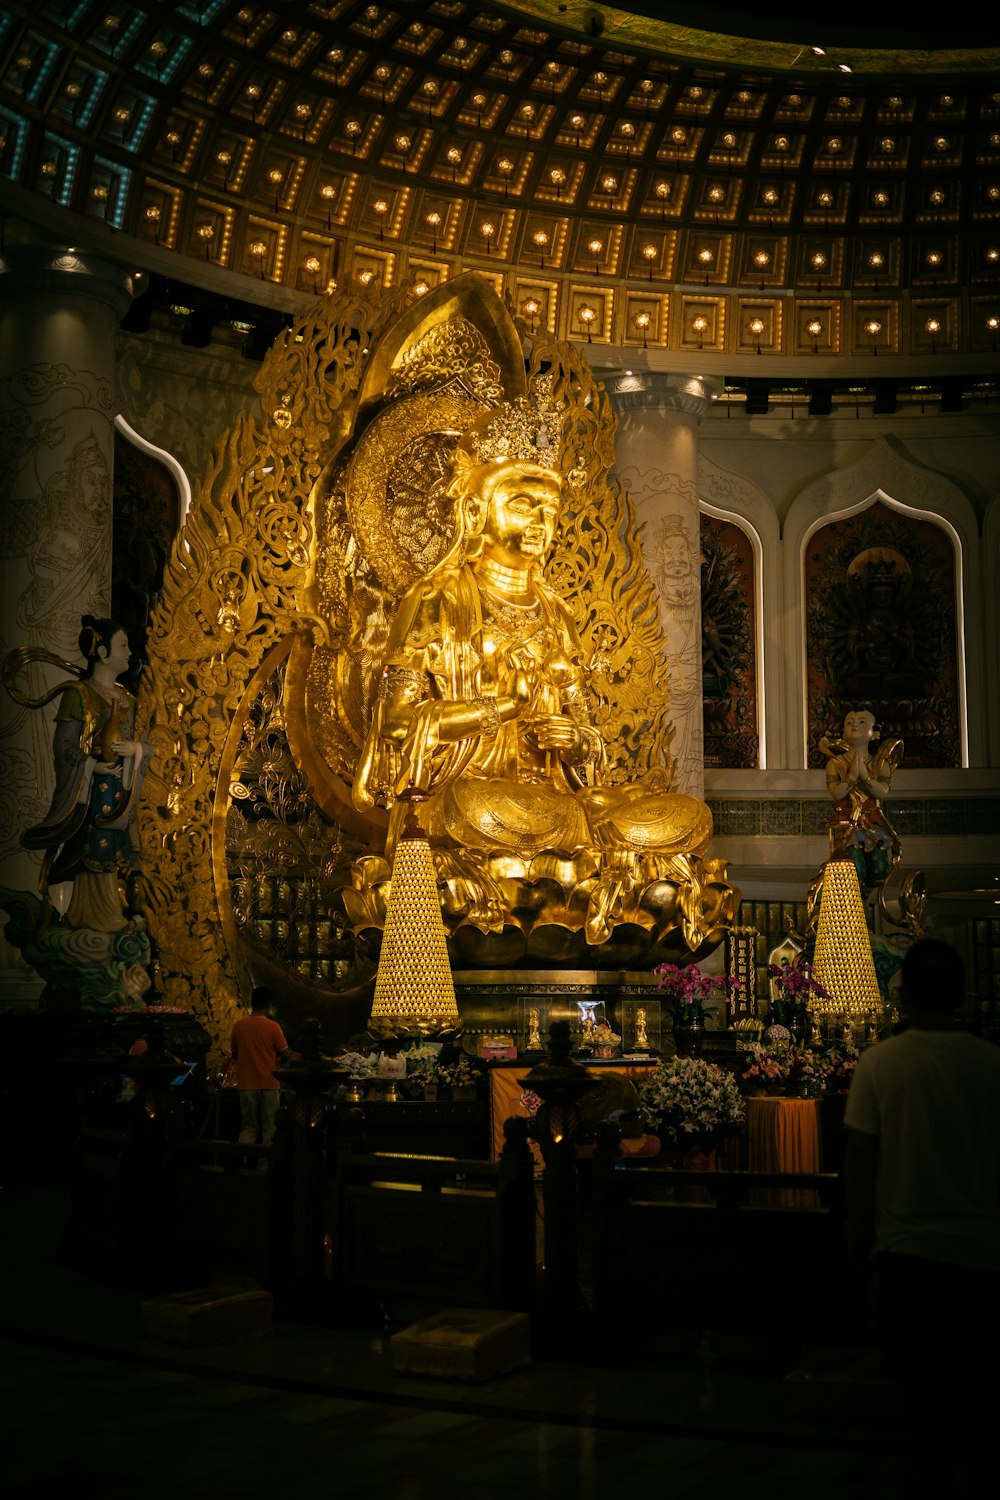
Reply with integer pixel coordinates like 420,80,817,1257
368,791,460,1038
812,857,883,1028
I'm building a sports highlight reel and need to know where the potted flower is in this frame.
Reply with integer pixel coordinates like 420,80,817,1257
653,962,741,1055
737,1038,790,1095
407,1053,483,1101
818,1037,861,1092
786,1046,828,1098
738,1036,863,1098
436,1054,483,1101
767,959,831,1043
636,1056,745,1162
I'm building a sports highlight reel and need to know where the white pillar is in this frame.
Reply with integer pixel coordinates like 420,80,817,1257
0,245,134,999
604,371,720,799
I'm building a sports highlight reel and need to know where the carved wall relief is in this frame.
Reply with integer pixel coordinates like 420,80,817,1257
700,514,759,769
805,500,961,768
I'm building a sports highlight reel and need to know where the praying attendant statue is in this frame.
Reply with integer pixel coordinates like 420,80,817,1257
353,414,714,946
820,709,902,900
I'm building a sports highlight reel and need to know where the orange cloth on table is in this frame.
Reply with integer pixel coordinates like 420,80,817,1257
746,1096,821,1173
746,1096,821,1208
231,1014,288,1090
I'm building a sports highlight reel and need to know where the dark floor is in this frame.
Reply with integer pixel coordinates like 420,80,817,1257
0,1180,943,1499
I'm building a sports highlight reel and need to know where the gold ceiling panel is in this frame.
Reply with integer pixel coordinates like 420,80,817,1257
680,296,724,352
191,198,236,266
623,289,666,349
521,212,567,271
683,232,733,286
747,180,795,227
0,0,997,361
568,283,611,344
627,229,676,282
736,300,781,356
970,297,1000,351
797,237,844,289
405,259,451,294
296,233,338,294
139,182,182,249
793,300,841,356
911,300,957,354
350,243,398,292
693,177,743,225
852,300,898,355
512,277,557,336
739,236,786,290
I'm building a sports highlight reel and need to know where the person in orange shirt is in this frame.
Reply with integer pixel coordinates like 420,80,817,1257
230,986,289,1146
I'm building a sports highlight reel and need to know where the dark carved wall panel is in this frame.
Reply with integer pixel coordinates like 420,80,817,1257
805,501,961,769
700,513,759,769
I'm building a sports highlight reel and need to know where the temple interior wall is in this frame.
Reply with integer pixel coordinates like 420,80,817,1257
696,408,999,961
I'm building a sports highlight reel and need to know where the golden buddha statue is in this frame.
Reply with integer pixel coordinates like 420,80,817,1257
137,272,736,1038
352,413,715,948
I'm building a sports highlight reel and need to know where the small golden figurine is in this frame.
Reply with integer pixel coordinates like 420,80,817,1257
635,1006,648,1052
527,1006,541,1051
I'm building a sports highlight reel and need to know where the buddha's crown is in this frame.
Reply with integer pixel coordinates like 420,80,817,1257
462,385,559,467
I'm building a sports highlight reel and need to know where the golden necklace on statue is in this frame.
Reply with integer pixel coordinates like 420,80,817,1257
479,582,542,637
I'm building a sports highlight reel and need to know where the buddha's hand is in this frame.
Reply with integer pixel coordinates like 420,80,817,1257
505,666,535,715
526,714,583,758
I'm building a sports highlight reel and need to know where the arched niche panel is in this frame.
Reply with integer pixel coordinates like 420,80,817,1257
804,499,962,769
700,507,762,769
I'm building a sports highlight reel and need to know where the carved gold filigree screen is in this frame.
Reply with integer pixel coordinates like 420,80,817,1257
137,274,675,1052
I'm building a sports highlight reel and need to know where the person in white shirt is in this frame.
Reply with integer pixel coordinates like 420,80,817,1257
845,938,1000,1490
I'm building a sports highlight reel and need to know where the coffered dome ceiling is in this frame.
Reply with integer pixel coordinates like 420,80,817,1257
2,0,1000,368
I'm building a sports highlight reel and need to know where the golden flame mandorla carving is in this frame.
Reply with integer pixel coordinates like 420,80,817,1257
138,274,733,1052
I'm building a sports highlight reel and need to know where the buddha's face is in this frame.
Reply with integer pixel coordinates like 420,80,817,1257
480,464,561,569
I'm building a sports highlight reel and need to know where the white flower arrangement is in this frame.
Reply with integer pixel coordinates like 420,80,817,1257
636,1056,746,1145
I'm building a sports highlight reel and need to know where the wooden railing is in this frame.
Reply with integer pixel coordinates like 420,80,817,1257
67,1084,859,1358
332,1127,536,1315
580,1145,856,1358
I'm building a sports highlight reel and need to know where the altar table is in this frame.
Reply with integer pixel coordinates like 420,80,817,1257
488,1061,656,1160
488,1067,826,1186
